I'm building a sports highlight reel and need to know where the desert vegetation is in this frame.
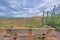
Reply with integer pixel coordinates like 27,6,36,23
0,5,60,31
0,17,42,28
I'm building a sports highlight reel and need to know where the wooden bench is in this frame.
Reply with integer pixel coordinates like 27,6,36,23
0,28,55,40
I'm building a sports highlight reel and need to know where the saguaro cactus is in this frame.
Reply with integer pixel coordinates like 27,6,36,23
46,11,49,19
52,5,56,16
42,11,45,27
51,5,56,21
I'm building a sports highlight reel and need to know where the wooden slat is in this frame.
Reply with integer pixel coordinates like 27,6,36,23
5,29,28,34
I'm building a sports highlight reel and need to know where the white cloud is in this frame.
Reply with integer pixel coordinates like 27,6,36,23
0,6,6,10
0,13,5,16
11,11,28,15
45,5,54,11
33,0,60,12
37,13,43,16
7,0,22,11
5,0,60,17
13,15,27,17
13,15,21,17
43,0,60,11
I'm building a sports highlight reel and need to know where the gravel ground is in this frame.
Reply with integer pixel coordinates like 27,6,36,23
53,30,60,40
0,29,60,40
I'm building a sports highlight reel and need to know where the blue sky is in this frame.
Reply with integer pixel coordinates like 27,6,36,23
0,0,60,18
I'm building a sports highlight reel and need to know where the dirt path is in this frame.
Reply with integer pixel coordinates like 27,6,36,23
46,37,58,40
53,30,60,40
46,30,60,40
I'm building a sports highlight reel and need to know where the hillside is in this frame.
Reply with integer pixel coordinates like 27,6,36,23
0,17,42,28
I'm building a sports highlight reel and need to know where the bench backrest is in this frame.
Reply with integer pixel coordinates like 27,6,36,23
5,28,54,35
5,29,28,34
32,28,49,34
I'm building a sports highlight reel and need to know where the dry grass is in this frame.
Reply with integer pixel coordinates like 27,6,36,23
0,17,42,28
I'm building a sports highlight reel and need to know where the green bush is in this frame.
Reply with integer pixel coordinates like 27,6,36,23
45,14,60,30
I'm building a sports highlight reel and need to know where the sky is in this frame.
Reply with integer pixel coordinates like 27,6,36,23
0,0,60,18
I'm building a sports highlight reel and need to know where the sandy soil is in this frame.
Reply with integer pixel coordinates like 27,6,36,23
53,31,60,40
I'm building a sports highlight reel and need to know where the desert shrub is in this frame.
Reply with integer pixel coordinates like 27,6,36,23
45,14,60,30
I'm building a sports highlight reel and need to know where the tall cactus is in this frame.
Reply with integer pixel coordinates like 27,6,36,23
52,5,56,16
47,11,49,19
42,11,45,27
52,5,56,20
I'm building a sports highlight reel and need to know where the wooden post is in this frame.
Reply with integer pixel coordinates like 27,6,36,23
14,34,17,40
0,29,6,35
28,29,32,37
8,29,14,37
0,29,2,35
28,29,32,40
47,28,53,37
